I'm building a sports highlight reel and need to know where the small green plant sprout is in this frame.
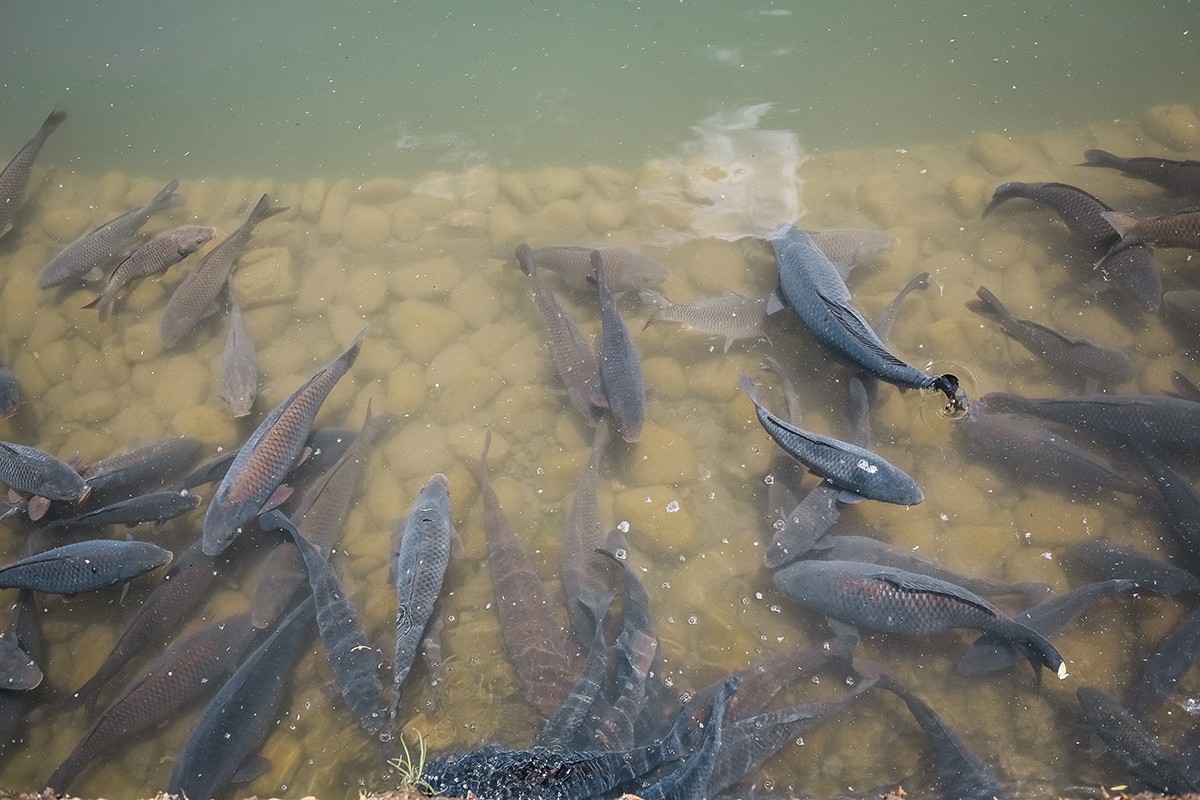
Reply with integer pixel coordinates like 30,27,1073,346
388,729,436,795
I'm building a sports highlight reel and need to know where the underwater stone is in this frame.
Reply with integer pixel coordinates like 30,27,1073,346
385,420,448,480
499,172,539,214
96,170,129,207
340,204,392,252
487,202,526,250
295,250,346,315
641,357,687,399
385,360,428,417
40,207,89,243
392,200,426,241
68,389,119,424
1140,103,1200,152
945,174,989,218
411,189,456,221
388,299,466,363
334,265,389,314
427,341,482,388
153,353,209,413
530,199,587,242
584,195,628,234
233,246,295,304
389,255,461,300
461,165,500,211
629,422,697,485
448,270,502,326
318,178,354,242
614,485,696,555
357,177,409,203
975,231,1026,268
429,365,502,424
531,166,587,203
173,404,238,446
299,177,327,221
686,239,745,294
585,165,634,201
440,208,489,237
969,132,1024,175
688,357,744,403
857,175,902,228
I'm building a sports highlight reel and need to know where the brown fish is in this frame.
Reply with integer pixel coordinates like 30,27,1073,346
0,109,66,239
160,194,285,348
201,326,366,556
84,225,215,322
1103,208,1200,253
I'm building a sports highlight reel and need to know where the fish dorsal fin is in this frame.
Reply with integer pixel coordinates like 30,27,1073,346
818,294,913,370
874,570,1001,617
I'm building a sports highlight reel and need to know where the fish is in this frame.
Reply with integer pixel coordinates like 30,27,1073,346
0,539,171,594
1077,685,1197,795
1163,289,1200,349
877,674,1013,800
982,181,1118,253
159,193,286,348
980,391,1200,452
83,224,214,322
467,429,574,718
562,421,613,646
0,364,21,418
168,598,315,800
252,411,382,630
427,682,730,800
0,442,87,501
37,178,183,289
639,289,768,352
769,225,963,412
1102,208,1200,253
46,613,258,793
806,227,896,269
170,426,356,494
763,481,844,568
0,635,40,691
966,286,1134,386
46,489,200,531
260,509,385,736
202,326,365,556
513,243,602,424
1129,604,1200,715
537,593,614,749
82,436,203,502
529,244,668,293
390,473,452,725
1137,449,1200,571
740,375,924,506
957,579,1136,677
1088,243,1162,314
637,677,738,800
218,288,258,417
1060,540,1200,598
0,591,40,754
773,560,1067,679
956,401,1135,496
0,109,67,240
1080,149,1200,199
68,540,221,714
593,250,646,442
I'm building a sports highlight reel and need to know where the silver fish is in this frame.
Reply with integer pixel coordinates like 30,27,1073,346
640,289,767,352
0,109,66,240
531,244,668,293
218,289,258,417
38,178,183,289
84,224,215,322
160,194,285,348
805,227,895,268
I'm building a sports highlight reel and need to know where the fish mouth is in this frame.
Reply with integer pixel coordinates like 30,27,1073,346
933,374,970,419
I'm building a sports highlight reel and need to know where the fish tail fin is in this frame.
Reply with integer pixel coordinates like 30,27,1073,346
150,178,184,211
1100,210,1140,237
246,193,287,226
84,292,115,322
965,285,1011,323
42,108,68,132
1079,148,1119,168
638,288,671,310
514,243,536,276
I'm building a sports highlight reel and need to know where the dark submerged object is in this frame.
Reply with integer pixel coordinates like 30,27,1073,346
0,540,171,594
0,441,87,502
0,109,67,240
591,249,646,442
1080,148,1200,199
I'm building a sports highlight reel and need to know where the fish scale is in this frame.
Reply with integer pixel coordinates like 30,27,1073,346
593,249,646,442
1081,148,1200,199
0,442,86,501
85,224,215,322
1077,686,1197,795
202,326,365,556
0,540,172,594
0,109,66,239
982,181,1117,252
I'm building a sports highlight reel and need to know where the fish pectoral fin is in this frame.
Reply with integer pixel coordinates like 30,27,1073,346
766,288,787,315
231,754,272,784
835,488,866,504
261,484,294,513
83,266,106,283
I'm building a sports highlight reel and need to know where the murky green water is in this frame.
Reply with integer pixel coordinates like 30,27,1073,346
0,2,1199,798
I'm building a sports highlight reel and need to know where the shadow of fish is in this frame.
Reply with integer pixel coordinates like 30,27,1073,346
202,326,365,556
1080,149,1200,199
0,109,66,240
0,539,171,594
38,178,183,290
84,224,214,322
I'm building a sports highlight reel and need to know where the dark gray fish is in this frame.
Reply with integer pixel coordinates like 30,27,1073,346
774,560,1067,679
593,250,646,442
639,289,768,352
468,429,573,718
168,598,315,800
514,243,602,425
760,355,807,524
982,181,1118,253
806,227,896,268
390,473,452,725
1077,685,1197,795
0,636,39,691
1088,243,1162,313
1080,149,1200,199
428,686,721,800
0,442,86,502
530,244,668,293
202,326,365,556
46,489,200,531
811,535,1051,604
537,593,613,749
878,674,1013,800
82,436,202,502
38,178,183,289
741,375,923,506
1138,449,1200,569
1103,208,1200,253
770,225,963,412
638,677,738,800
958,580,1136,677
260,510,384,736
46,613,258,793
966,286,1134,386
1059,540,1200,598
1163,289,1200,349
981,391,1200,452
0,591,40,754
219,289,258,417
0,109,66,240
763,481,843,568
0,364,20,418
957,401,1134,496
84,224,214,322
160,193,286,348
0,539,171,594
69,540,220,714
1130,604,1200,715
563,421,612,647
253,412,381,630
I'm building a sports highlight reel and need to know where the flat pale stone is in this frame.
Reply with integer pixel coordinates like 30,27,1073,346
946,174,989,218
529,199,587,242
1140,103,1200,152
318,178,354,242
386,360,429,418
384,420,448,480
440,208,489,236
388,299,466,363
233,246,295,304
641,357,687,399
975,231,1026,268
295,250,347,315
448,270,502,326
152,353,209,413
531,166,586,203
488,202,527,251
392,200,426,241
427,365,502,424
427,341,482,387
684,239,748,295
389,255,462,300
857,175,902,228
334,264,390,314
410,189,457,221
96,170,129,207
584,195,629,234
172,403,238,446
40,207,90,242
629,421,697,485
584,165,633,201
499,172,539,213
357,177,409,203
687,357,743,403
341,204,392,252
68,389,119,425
969,132,1024,176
